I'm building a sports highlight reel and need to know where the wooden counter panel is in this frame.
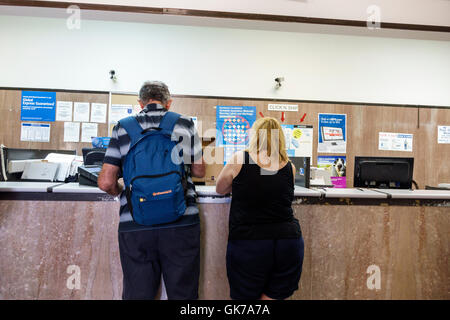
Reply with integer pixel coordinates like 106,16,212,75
198,203,231,300
0,200,448,299
291,205,449,300
0,200,122,299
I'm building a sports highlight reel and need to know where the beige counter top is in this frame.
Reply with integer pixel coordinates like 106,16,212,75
1,182,449,200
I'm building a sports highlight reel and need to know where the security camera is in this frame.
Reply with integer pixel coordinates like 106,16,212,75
109,70,117,81
275,77,285,88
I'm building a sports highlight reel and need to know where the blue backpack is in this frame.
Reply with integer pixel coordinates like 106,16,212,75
119,112,186,226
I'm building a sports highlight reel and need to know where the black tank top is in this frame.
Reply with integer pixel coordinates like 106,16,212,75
228,151,302,240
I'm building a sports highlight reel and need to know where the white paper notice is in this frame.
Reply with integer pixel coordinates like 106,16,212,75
56,101,73,121
438,126,450,144
283,125,314,157
379,132,413,152
90,103,107,123
20,123,51,142
64,122,80,142
133,105,142,115
81,123,98,143
73,102,90,122
109,104,133,124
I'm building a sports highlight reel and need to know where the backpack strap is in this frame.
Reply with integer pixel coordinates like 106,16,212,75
159,111,185,176
159,111,181,133
119,116,143,146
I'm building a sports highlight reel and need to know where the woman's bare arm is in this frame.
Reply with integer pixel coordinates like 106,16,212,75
215,152,244,195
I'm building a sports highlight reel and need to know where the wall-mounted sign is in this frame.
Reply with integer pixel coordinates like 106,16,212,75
109,104,133,135
438,126,450,144
109,104,133,124
268,104,298,112
56,101,73,122
20,123,51,142
64,122,80,142
81,123,98,143
282,124,313,158
318,113,347,153
90,103,107,123
216,105,256,163
379,132,413,152
73,102,90,122
21,91,56,122
317,156,347,188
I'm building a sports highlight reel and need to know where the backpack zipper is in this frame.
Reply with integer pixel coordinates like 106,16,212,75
129,171,181,190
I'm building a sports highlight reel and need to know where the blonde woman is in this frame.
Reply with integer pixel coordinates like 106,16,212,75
216,117,304,300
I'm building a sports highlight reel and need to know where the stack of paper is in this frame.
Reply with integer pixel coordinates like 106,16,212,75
8,159,42,173
69,156,84,177
45,153,77,182
21,162,59,181
9,154,87,182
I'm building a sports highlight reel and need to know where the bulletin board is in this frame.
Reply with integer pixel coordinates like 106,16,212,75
1,88,449,188
111,93,450,188
0,89,110,156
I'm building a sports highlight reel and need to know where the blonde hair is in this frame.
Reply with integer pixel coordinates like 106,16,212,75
247,117,289,163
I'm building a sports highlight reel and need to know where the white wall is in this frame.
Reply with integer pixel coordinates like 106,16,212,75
0,14,449,106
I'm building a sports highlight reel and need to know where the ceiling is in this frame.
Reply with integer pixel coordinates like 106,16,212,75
0,2,449,41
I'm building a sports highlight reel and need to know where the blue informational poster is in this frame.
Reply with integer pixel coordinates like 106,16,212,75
216,106,256,162
21,91,56,122
317,113,347,153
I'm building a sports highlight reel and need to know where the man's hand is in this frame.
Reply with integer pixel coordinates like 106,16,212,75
191,157,205,178
98,163,123,196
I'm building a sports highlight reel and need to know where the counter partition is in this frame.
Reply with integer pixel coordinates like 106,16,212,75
0,182,448,300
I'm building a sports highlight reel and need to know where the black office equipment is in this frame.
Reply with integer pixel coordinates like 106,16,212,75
354,156,414,189
290,157,310,188
82,148,106,166
78,165,102,187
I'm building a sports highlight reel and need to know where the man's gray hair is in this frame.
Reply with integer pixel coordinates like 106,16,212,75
139,81,171,105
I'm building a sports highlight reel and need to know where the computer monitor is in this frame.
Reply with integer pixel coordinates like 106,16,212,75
290,157,310,188
354,156,414,189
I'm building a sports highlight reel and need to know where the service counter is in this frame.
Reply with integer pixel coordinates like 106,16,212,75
0,182,448,299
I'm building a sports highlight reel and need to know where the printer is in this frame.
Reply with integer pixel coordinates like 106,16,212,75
77,148,106,187
0,146,77,182
78,165,102,187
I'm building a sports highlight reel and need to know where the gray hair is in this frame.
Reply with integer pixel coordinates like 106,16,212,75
139,81,171,105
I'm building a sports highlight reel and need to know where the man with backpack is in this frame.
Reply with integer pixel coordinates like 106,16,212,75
98,81,205,299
